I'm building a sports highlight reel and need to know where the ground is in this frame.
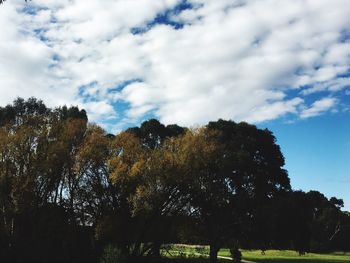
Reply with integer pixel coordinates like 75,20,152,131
161,245,350,263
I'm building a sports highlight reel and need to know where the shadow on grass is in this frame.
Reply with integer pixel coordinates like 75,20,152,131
159,258,231,263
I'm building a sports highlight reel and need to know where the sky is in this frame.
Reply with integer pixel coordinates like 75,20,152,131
0,0,349,210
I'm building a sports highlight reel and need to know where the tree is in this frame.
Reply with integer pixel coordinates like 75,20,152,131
306,191,346,252
73,124,113,225
103,131,146,255
0,98,91,262
125,119,187,256
105,120,187,258
0,98,53,259
129,131,190,257
126,119,185,150
182,120,291,263
331,211,350,252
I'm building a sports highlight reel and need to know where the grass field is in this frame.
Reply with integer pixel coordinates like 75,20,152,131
162,245,350,263
234,249,350,263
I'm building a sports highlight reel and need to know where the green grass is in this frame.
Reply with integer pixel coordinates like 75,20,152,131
161,245,350,263
239,250,350,263
159,259,230,263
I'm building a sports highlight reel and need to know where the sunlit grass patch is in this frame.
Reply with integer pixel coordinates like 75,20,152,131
241,250,350,263
162,245,350,263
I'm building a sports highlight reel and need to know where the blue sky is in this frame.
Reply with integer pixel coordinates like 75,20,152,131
0,0,349,209
260,111,350,211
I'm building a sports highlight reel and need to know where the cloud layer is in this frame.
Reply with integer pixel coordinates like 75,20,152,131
1,0,350,129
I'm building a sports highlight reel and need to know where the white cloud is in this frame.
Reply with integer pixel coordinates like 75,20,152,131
0,0,350,127
302,78,350,95
300,97,337,119
81,101,117,122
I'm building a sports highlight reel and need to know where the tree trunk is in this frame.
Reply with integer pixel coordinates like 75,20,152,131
209,242,219,263
151,241,161,258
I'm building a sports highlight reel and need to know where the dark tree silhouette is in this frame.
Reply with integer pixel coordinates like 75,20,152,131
181,120,291,263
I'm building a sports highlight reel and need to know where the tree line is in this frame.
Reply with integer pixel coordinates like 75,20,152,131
0,98,349,263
